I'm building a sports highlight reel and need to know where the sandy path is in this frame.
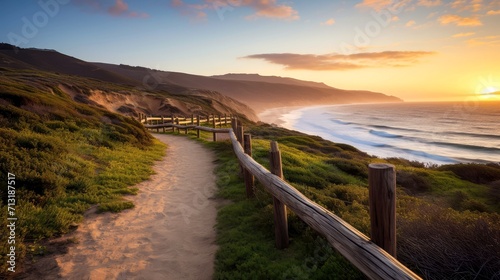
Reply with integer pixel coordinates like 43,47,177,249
24,134,220,279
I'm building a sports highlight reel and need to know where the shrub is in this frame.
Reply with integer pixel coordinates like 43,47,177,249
326,158,368,178
438,163,500,184
397,170,432,193
398,202,500,280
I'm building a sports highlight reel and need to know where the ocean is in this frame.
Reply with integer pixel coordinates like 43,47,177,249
260,101,500,165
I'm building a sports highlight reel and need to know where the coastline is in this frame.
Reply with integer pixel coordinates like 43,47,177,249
257,102,500,165
258,104,338,128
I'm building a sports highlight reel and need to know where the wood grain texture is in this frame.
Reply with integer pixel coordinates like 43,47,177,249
243,134,255,198
369,164,396,257
270,141,289,249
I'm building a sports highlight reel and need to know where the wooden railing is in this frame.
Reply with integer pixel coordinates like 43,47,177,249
140,113,231,141
140,115,421,280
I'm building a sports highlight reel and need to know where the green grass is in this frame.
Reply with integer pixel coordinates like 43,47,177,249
0,72,166,274
202,139,365,279
1,66,498,279
181,123,499,279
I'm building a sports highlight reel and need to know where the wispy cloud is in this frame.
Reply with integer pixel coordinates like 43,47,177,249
439,14,482,26
170,0,208,20
172,0,299,20
242,51,436,71
355,0,412,11
487,10,500,15
452,32,475,38
418,0,442,7
406,20,416,27
74,0,148,18
450,0,483,12
467,35,500,46
321,18,335,26
355,0,392,11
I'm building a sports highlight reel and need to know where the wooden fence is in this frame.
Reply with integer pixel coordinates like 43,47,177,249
140,115,421,280
140,113,231,141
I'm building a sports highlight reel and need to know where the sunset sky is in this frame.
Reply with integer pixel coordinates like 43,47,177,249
1,0,499,101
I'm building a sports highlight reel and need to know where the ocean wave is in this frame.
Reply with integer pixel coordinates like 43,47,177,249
370,124,423,134
430,141,500,153
399,148,458,163
369,129,403,139
330,119,352,125
444,131,500,141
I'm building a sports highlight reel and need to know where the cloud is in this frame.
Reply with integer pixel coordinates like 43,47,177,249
487,10,500,15
467,35,500,46
355,0,412,11
173,0,299,20
321,18,335,26
406,20,416,27
108,0,128,15
439,14,482,26
243,0,299,20
452,32,475,38
450,0,483,12
73,0,148,18
170,0,208,20
418,0,442,7
242,51,436,71
355,0,393,11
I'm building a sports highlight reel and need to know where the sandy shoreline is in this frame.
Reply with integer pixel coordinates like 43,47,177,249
258,104,339,128
20,134,220,279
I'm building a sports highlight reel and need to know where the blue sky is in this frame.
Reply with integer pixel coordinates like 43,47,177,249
1,0,500,101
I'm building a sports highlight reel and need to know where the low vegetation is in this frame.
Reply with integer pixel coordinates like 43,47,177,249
1,65,498,279
189,123,499,279
0,71,165,274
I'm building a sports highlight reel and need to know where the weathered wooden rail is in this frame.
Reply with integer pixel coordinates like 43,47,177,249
140,113,231,141
140,115,421,280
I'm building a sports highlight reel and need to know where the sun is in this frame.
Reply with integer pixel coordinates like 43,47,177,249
475,76,500,100
481,86,497,94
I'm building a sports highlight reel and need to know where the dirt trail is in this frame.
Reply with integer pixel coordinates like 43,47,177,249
22,134,220,279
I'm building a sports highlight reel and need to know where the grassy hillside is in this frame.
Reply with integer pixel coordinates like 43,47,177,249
187,124,499,279
1,63,498,279
0,69,167,275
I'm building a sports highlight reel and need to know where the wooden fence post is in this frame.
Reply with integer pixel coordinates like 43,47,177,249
191,114,194,125
224,114,227,126
369,163,397,258
161,116,165,133
175,117,180,134
171,115,175,132
270,141,289,249
243,134,254,198
196,115,201,138
231,117,238,133
237,125,244,147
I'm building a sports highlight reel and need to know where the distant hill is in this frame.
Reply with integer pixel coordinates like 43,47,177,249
0,44,258,121
95,63,402,114
211,73,334,89
0,43,138,86
0,43,402,118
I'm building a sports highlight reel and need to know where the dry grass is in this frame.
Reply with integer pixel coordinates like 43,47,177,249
398,201,500,280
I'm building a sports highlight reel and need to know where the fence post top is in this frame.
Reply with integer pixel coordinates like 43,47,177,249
369,163,395,170
270,141,280,152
